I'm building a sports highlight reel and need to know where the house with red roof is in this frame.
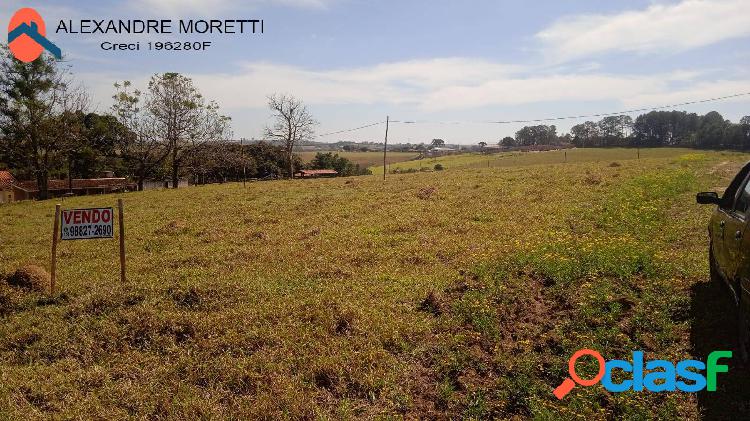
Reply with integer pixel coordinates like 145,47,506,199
294,169,338,178
0,171,136,202
0,171,15,203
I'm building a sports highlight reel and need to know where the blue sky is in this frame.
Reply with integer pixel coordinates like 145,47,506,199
2,0,749,143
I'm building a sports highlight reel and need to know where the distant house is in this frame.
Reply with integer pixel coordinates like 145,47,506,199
483,145,503,153
509,144,574,152
294,169,338,178
426,147,457,157
0,171,15,203
142,178,190,190
1,171,136,202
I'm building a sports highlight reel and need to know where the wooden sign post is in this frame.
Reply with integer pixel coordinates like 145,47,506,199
49,199,127,293
118,198,126,283
50,204,61,294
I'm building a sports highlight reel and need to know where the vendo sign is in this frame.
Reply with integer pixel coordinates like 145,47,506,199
60,207,114,240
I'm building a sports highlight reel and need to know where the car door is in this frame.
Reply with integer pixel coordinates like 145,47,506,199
714,163,750,297
727,177,750,286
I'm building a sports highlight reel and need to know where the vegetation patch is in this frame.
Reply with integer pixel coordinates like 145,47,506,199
0,149,748,418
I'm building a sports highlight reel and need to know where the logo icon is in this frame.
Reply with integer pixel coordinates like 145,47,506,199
553,349,732,399
7,8,61,62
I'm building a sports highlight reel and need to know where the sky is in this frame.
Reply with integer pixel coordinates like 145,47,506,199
2,0,749,144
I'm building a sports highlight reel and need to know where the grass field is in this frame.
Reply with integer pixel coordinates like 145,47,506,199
1,148,749,418
298,150,419,169
372,147,698,174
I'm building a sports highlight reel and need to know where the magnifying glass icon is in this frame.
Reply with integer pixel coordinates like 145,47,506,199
553,349,606,399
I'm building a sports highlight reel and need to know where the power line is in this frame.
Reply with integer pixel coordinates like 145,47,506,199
484,91,750,124
397,91,750,125
316,120,384,138
312,91,750,137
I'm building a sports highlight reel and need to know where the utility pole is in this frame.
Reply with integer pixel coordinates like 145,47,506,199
241,137,246,187
383,116,390,181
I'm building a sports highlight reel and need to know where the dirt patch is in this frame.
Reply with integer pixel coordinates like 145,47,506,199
407,268,574,417
583,172,602,185
0,283,22,315
418,290,443,316
155,220,189,236
416,186,438,200
6,265,50,292
334,309,355,335
300,228,321,240
168,286,202,310
247,231,268,241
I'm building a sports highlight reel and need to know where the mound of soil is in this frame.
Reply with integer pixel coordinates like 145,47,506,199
7,264,50,292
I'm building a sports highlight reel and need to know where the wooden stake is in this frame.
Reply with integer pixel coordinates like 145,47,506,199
50,204,60,294
118,198,126,283
383,116,389,181
241,137,246,188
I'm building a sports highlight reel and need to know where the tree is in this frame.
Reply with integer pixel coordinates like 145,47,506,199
515,125,557,146
78,113,130,177
245,141,302,178
309,152,370,176
0,45,84,199
499,136,515,147
113,75,230,189
571,121,600,147
264,94,317,178
59,111,128,184
55,91,97,191
189,142,255,184
696,111,727,149
147,73,231,188
112,81,170,190
478,141,487,152
633,111,700,147
431,138,445,148
739,116,750,148
598,115,632,146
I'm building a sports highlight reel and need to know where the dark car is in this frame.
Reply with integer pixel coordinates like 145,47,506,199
697,162,750,360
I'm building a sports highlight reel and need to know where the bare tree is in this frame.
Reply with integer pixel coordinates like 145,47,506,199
264,94,317,178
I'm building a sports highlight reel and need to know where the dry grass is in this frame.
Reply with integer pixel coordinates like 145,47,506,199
0,148,748,418
371,147,699,174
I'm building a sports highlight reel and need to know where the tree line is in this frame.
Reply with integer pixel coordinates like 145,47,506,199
0,46,331,200
498,111,750,149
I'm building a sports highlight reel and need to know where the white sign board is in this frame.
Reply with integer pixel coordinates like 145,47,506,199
60,207,114,240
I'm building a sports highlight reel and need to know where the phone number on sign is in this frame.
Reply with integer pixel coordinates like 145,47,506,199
101,41,213,52
62,224,113,239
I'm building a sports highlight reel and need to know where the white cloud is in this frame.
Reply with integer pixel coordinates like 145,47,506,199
537,0,750,62
78,58,750,115
73,57,750,142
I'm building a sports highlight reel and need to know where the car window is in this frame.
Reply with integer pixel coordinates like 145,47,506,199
734,179,750,216
721,162,750,210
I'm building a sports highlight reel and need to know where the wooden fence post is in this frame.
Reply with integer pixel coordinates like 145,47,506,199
50,204,60,294
118,199,126,283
